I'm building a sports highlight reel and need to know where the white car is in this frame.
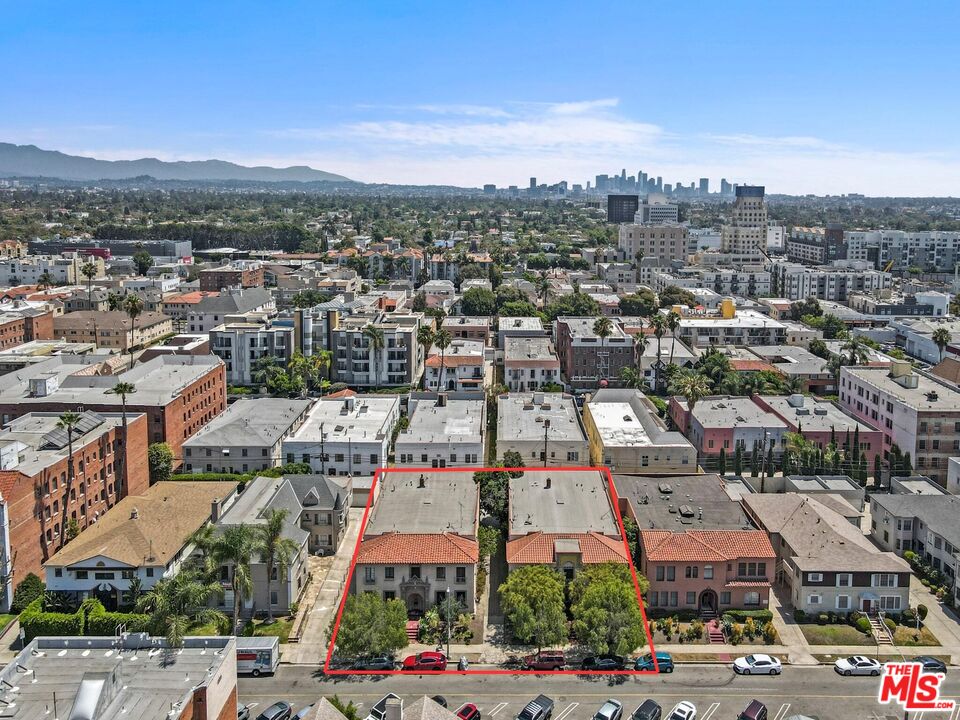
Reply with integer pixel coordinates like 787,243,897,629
834,656,882,676
593,700,623,720
733,653,782,675
667,702,696,720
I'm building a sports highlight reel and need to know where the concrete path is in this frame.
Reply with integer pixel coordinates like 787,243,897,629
281,507,363,664
767,583,818,665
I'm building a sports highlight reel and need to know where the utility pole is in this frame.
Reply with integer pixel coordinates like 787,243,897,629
320,421,326,475
446,585,451,659
542,418,551,467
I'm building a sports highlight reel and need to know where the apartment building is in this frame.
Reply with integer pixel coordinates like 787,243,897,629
846,230,960,272
424,339,487,392
182,398,312,474
210,314,294,386
504,336,560,392
671,395,789,457
848,291,949,318
442,316,491,345
198,260,265,291
652,267,772,297
670,299,788,348
497,316,546,349
282,395,400,476
395,394,484,468
839,363,960,486
496,392,589,466
617,224,690,263
186,287,275,333
0,410,150,611
769,261,891,301
53,310,173,351
583,389,697,473
0,254,105,286
554,316,635,389
721,186,767,253
332,312,424,388
785,224,846,265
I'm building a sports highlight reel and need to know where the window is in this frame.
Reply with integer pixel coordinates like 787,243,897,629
685,591,696,605
270,591,278,606
837,573,851,587
384,591,395,601
808,572,823,582
880,596,901,610
720,592,731,605
685,566,698,579
456,566,466,583
364,567,376,582
874,574,898,587
146,568,154,578
666,566,675,581
455,591,466,604
649,592,658,607
436,567,446,580
656,566,665,582
837,595,850,610
76,571,88,579
807,594,822,605
384,567,395,580
669,592,678,607
410,566,421,579
54,568,63,577
744,592,760,606
704,565,713,579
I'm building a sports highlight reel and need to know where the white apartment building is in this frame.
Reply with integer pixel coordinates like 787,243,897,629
721,186,767,253
504,336,561,391
332,312,425,388
633,197,679,224
770,261,891,301
496,392,590,466
395,395,485,468
846,230,960,272
617,223,689,263
0,254,105,286
653,267,772,297
425,338,488,392
210,315,294,386
283,395,400,476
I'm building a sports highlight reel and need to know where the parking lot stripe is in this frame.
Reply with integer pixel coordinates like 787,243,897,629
772,703,790,720
489,702,509,716
700,702,721,720
554,702,579,720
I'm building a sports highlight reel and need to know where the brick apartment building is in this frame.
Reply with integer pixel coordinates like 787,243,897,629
554,316,635,389
53,311,173,352
0,410,149,610
0,354,225,466
199,262,265,291
0,307,55,349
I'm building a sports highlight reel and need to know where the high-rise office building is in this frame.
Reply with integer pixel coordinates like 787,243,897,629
655,176,663,192
606,194,641,224
699,178,709,195
596,174,609,192
721,186,768,253
720,178,732,195
529,177,537,189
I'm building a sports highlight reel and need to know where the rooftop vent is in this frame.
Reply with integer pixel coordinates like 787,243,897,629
658,483,673,494
927,391,939,402
130,507,139,519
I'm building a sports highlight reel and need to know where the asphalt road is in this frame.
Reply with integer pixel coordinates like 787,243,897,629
238,665,960,720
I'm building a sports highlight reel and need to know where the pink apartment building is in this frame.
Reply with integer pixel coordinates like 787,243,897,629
639,529,776,615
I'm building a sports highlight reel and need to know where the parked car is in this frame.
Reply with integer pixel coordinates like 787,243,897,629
238,705,253,720
581,655,626,671
634,652,673,673
912,656,947,674
736,700,767,720
256,703,292,720
593,699,624,720
834,656,882,676
366,694,401,720
294,705,316,720
457,704,481,720
516,695,555,720
432,697,448,708
630,700,662,720
352,655,396,670
402,651,448,671
523,650,565,671
733,654,782,675
666,702,696,720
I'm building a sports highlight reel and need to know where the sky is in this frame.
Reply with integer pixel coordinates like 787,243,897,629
3,1,960,196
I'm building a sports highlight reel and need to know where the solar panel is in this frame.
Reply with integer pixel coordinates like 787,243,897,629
40,411,107,450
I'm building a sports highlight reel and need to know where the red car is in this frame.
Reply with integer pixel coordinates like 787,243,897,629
402,652,448,671
457,704,481,720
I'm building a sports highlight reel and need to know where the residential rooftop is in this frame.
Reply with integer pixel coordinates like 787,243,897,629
499,316,544,333
287,395,399,443
364,470,478,536
556,316,630,339
508,469,619,537
616,474,752,530
748,345,831,376
843,366,960,411
586,389,693,450
183,397,312,449
497,392,586,443
757,394,876,433
397,397,484,446
504,335,559,363
691,396,789,430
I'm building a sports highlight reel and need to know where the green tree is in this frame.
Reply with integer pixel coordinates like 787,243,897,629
668,370,711,414
329,592,409,657
649,314,668,391
498,565,567,650
132,248,154,276
658,286,697,309
256,508,300,621
501,450,525,476
474,468,509,523
718,447,727,476
570,563,648,656
11,573,45,613
136,570,226,647
461,287,497,316
842,335,871,366
192,523,259,633
363,324,386,390
80,260,98,304
147,442,174,482
57,410,82,548
933,328,952,362
106,380,136,502
433,328,452,391
593,316,613,382
124,293,145,367
734,445,743,476
619,290,657,317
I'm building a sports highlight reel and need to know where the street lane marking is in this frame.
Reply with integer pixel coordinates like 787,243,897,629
772,704,790,720
700,702,720,720
489,702,509,716
554,702,578,720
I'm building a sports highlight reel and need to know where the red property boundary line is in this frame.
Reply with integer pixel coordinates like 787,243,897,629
323,465,660,675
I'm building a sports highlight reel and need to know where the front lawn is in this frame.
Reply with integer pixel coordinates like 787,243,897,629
0,614,16,633
243,617,294,644
799,624,873,646
893,626,940,646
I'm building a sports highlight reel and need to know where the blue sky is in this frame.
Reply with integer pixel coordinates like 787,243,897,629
3,1,960,195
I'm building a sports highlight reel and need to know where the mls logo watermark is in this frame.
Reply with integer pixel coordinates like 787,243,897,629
878,662,955,712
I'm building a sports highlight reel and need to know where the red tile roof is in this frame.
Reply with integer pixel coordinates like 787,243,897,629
323,389,357,399
640,530,776,563
724,580,770,588
506,532,629,565
357,532,479,564
729,360,779,373
425,354,482,367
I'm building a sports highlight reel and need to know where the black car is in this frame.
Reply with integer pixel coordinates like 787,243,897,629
238,705,253,720
581,655,626,671
913,656,948,674
256,702,292,720
432,697,449,708
630,700,661,720
352,655,396,670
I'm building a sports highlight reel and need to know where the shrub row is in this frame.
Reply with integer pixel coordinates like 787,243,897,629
721,609,774,623
19,598,150,642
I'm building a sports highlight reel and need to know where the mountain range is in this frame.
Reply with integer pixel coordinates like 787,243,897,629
0,143,351,183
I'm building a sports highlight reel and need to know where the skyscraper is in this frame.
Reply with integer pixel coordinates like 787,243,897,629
606,194,640,224
720,186,768,253
720,178,732,195
699,178,709,195
529,177,537,190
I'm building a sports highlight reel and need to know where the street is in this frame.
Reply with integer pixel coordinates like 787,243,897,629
238,665,960,720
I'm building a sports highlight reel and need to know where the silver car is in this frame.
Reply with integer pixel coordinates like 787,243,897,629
834,656,882,676
594,700,624,720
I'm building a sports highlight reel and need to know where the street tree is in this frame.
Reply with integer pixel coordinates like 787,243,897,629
498,565,567,650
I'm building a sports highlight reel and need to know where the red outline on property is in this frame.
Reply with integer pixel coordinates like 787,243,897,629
323,465,660,675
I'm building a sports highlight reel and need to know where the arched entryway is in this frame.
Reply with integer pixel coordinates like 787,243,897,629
407,592,424,618
698,589,718,615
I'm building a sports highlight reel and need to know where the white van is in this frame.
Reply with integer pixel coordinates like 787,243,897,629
236,636,280,676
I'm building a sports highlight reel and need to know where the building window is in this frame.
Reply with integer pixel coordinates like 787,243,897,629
704,565,713,580
456,567,466,584
656,566,664,581
808,572,823,582
874,573,897,587
436,567,446,580
410,566,421,579
669,592,678,607
837,574,851,587
384,567,395,580
880,596,901,610
685,566,698,579
837,595,850,610
720,592,731,605
455,591,466,604
685,591,696,605
76,571,88,579
364,567,375,583
666,566,675,581
270,591,278,606
807,594,822,605
384,591,395,601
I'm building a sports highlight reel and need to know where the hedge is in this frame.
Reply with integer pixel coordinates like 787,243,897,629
19,598,151,641
20,597,83,642
721,609,774,623
170,472,253,483
85,601,151,636
645,608,700,621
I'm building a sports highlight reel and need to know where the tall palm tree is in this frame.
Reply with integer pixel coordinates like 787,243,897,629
434,328,452,392
649,314,668,392
669,371,712,414
666,311,681,366
136,570,226,647
106,381,136,502
312,350,333,395
362,324,386,389
257,509,299,621
537,272,550,308
124,293,144,368
57,411,82,549
841,335,871,366
193,524,259,633
37,270,54,291
933,328,952,362
80,261,98,308
416,325,435,390
593,316,613,383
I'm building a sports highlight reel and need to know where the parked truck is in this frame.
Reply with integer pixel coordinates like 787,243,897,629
517,695,554,720
236,636,280,676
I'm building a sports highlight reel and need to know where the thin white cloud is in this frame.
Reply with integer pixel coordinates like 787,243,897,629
546,98,619,115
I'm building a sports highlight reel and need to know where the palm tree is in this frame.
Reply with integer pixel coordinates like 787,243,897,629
416,325,434,390
124,293,144,368
537,272,550,308
106,381,136,503
312,350,333,395
57,411,82,548
666,311,681,366
669,371,712,414
434,328,452,392
619,366,645,389
193,524,259,633
80,261,98,308
649,314,668,392
257,509,299,621
841,335,871,366
37,270,54,290
593,316,613,383
136,570,226,647
362,324,386,389
933,328,952,362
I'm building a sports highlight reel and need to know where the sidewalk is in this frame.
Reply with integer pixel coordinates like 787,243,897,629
281,508,363,664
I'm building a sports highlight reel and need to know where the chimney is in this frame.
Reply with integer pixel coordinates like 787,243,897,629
545,476,551,489
130,507,139,520
437,392,447,408
345,396,356,412
210,497,221,522
418,474,426,489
